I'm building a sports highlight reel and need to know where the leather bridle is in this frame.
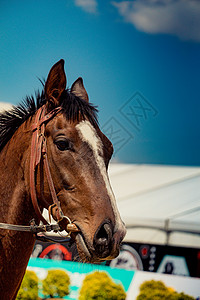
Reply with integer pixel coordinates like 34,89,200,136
0,104,79,242
30,104,63,225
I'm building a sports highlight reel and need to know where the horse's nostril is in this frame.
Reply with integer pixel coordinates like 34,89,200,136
94,222,113,257
103,223,112,242
96,237,107,246
96,223,112,244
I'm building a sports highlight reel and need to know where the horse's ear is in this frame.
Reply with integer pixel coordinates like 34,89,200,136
45,59,66,108
71,77,89,102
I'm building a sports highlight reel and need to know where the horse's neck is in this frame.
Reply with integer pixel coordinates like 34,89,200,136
0,122,36,299
0,121,32,222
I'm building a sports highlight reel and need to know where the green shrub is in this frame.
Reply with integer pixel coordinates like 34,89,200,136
79,271,126,300
140,280,168,292
16,270,39,300
42,269,70,298
136,280,195,300
170,292,196,300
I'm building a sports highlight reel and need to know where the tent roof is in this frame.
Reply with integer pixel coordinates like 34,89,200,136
108,164,200,248
0,102,12,111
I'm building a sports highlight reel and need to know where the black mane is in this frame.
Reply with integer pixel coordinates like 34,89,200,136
0,90,98,152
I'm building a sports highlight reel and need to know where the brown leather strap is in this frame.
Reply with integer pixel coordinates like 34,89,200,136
30,106,48,224
30,105,63,225
42,139,64,222
31,107,62,132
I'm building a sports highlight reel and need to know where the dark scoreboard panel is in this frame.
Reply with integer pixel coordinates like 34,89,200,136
106,243,200,278
32,238,200,278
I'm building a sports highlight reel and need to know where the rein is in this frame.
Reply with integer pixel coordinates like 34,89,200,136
0,105,79,243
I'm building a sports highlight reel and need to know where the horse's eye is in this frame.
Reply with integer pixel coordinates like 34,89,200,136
55,139,71,151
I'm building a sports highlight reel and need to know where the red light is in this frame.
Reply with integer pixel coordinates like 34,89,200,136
141,247,148,257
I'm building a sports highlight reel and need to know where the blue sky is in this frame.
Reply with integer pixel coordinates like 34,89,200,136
0,0,200,165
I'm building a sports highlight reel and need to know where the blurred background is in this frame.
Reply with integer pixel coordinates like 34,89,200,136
1,1,200,298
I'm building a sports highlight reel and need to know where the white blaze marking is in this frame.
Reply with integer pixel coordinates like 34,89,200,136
76,120,123,231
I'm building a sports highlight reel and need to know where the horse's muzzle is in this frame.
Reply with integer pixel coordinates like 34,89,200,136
73,220,126,262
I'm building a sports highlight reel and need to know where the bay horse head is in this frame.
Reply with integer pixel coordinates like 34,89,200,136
0,60,126,297
41,60,126,262
0,59,126,297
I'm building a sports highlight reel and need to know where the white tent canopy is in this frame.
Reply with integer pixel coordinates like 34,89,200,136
0,102,12,112
108,164,200,248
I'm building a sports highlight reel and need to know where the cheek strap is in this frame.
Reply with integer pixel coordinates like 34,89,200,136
30,105,79,235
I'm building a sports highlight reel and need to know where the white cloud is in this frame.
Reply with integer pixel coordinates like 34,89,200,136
74,0,97,14
112,0,200,42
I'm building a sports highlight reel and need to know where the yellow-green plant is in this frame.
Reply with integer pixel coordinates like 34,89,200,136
16,270,39,300
79,271,126,300
136,280,195,300
42,269,70,298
